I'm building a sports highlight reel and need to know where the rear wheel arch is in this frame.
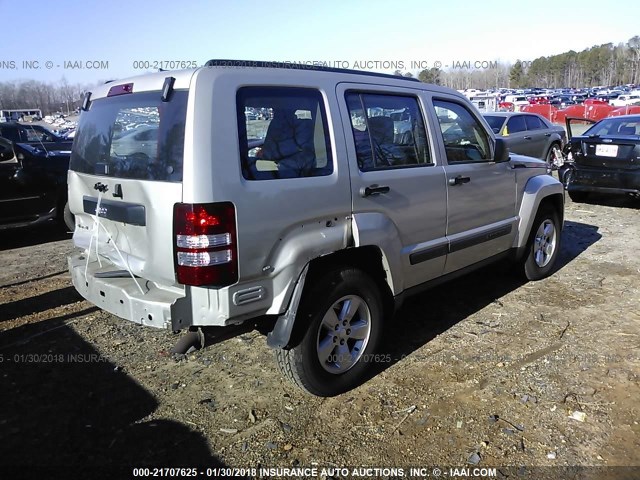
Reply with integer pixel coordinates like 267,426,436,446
549,140,562,152
284,246,394,350
305,247,394,319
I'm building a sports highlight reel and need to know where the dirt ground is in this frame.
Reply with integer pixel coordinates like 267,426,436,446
0,193,639,479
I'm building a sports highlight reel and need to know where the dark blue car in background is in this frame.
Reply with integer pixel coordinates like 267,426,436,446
0,122,74,230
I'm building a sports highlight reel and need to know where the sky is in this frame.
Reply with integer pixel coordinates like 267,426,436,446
1,0,639,87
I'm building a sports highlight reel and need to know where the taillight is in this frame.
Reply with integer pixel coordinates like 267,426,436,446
173,202,238,287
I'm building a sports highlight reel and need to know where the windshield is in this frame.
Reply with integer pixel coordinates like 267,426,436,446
483,115,506,131
70,90,187,182
585,117,640,137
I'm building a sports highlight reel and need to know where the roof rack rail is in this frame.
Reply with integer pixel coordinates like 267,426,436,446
203,59,421,83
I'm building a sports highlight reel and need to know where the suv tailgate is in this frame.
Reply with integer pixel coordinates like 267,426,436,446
69,88,189,287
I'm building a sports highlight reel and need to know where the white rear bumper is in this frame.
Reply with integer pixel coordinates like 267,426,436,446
68,252,185,329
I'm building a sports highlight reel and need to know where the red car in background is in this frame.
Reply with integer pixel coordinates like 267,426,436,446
528,96,551,105
584,98,609,105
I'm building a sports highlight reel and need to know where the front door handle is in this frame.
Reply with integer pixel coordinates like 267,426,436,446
523,135,532,140
448,175,471,186
360,184,390,197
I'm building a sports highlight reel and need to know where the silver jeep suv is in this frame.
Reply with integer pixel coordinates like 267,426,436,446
68,61,564,396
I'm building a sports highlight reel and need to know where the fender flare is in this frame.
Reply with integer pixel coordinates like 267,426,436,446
514,175,564,251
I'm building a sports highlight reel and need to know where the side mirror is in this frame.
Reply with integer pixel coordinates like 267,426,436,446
493,138,510,163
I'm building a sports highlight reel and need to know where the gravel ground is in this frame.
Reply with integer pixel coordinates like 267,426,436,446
0,194,638,479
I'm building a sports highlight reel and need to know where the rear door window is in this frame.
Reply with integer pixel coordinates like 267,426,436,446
524,115,545,130
345,92,431,171
505,115,527,134
70,91,188,182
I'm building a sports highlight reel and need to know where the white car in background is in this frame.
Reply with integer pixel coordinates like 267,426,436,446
503,94,530,110
460,88,485,98
610,94,640,107
111,125,158,159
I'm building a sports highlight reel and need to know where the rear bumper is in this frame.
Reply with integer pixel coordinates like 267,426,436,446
68,252,186,329
0,207,56,231
567,184,640,195
570,167,640,195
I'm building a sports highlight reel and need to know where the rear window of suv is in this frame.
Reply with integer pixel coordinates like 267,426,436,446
70,90,188,182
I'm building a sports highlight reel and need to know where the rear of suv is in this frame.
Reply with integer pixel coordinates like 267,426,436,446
68,61,564,396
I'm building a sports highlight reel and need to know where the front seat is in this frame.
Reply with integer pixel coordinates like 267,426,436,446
368,116,400,167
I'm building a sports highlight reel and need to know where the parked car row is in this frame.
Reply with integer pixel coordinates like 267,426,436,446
0,122,74,231
465,84,640,113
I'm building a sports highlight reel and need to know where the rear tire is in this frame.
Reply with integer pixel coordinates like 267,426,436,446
275,268,383,397
522,207,561,281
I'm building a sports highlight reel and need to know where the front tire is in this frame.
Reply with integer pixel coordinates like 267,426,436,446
545,144,561,171
522,207,561,281
275,268,383,397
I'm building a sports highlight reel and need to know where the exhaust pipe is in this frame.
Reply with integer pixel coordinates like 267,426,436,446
170,327,205,355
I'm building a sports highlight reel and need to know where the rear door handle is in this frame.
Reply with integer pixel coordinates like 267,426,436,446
544,133,551,137
448,175,471,186
360,184,390,197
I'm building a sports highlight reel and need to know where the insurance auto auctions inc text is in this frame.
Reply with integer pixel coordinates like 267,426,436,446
255,466,497,478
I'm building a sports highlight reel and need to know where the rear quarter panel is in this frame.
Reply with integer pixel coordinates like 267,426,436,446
185,68,353,315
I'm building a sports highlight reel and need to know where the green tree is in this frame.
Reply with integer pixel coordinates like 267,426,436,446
509,61,524,88
417,68,441,85
627,36,640,84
